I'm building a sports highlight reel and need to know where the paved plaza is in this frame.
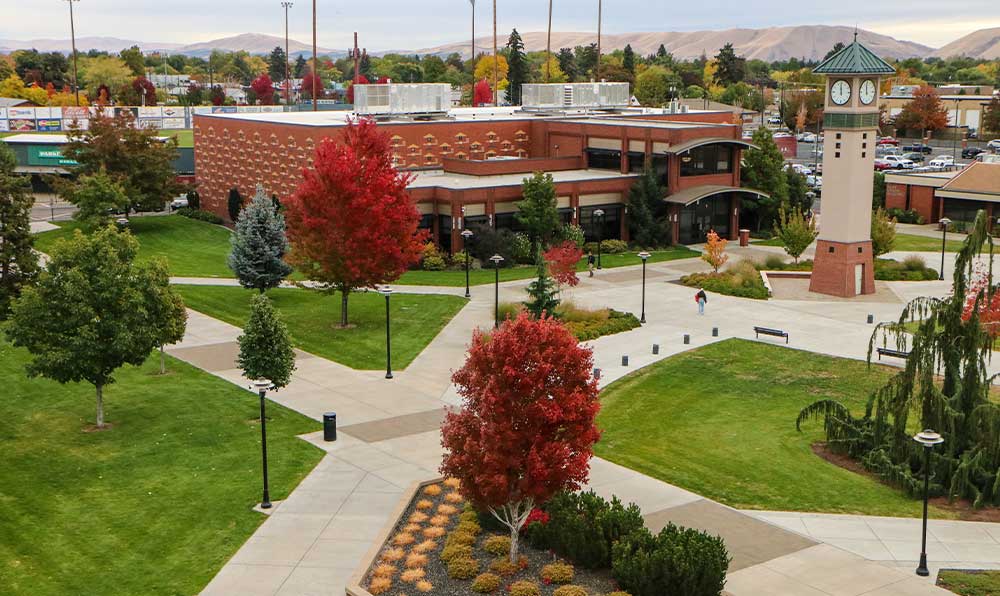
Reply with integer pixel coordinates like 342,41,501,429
167,245,997,596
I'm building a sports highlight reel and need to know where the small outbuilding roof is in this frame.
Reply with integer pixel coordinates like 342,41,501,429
0,97,34,108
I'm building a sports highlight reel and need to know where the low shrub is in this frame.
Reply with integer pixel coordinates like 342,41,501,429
174,207,225,225
512,232,534,264
400,568,427,583
488,558,519,576
421,243,447,271
600,239,629,254
459,510,479,524
563,309,641,342
423,484,442,496
471,572,502,593
446,530,476,547
449,250,481,271
527,491,644,570
558,223,586,248
681,260,769,300
886,207,924,224
440,543,473,562
368,576,392,595
553,586,589,596
606,592,633,596
483,534,512,556
447,556,480,579
415,579,434,592
874,257,938,281
763,254,786,269
405,553,429,568
540,561,575,583
456,520,481,535
611,524,729,596
509,580,542,596
497,301,526,324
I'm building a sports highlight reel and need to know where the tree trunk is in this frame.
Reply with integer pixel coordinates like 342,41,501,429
159,344,166,374
509,520,521,565
340,288,350,327
95,382,105,428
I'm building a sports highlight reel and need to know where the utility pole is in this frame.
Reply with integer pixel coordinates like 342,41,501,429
596,0,602,81
312,0,317,111
545,0,553,83
470,0,475,68
492,0,498,106
282,2,293,107
352,32,360,84
65,0,81,106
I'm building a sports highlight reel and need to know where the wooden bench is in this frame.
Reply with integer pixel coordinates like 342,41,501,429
754,326,789,343
876,347,910,360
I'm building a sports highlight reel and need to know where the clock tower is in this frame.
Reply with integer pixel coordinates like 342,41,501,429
808,38,895,297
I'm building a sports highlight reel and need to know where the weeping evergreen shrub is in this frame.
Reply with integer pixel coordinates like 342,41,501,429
797,209,1000,507
611,524,729,596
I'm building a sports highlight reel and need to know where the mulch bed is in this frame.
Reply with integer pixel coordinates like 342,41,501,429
812,442,1000,523
363,479,620,595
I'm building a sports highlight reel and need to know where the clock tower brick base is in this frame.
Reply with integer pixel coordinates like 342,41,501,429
808,239,876,297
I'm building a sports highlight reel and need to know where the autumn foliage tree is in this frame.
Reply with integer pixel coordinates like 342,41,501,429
284,118,427,327
250,73,275,105
300,71,325,100
963,264,1000,338
894,85,948,134
701,229,728,272
544,241,583,288
440,313,601,564
346,74,370,104
473,78,492,107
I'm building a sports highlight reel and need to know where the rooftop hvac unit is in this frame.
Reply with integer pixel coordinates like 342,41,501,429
354,83,451,116
521,82,630,110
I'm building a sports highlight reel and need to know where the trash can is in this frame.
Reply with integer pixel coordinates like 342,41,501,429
739,229,750,247
323,412,337,442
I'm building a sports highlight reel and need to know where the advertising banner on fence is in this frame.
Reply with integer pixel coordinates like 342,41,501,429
62,107,89,121
36,119,62,132
0,119,9,133
8,118,35,132
162,117,186,129
8,107,35,119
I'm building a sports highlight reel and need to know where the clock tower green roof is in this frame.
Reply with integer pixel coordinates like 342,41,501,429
812,40,895,75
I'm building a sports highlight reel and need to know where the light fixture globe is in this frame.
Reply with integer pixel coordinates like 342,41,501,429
489,254,504,264
461,229,474,239
638,251,651,261
913,429,944,447
378,286,393,297
594,208,605,217
939,217,953,227
251,379,273,392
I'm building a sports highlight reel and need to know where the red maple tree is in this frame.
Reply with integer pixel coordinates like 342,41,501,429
473,78,492,107
346,74,370,103
963,265,1000,337
284,118,427,326
301,72,325,100
440,312,602,563
544,241,583,288
250,73,275,105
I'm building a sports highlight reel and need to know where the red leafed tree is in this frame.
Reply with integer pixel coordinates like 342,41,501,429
963,265,1000,337
895,85,948,133
45,82,56,97
284,118,427,326
473,78,492,107
346,74,370,103
544,241,583,288
301,72,325,100
250,73,275,105
440,312,602,563
132,76,157,106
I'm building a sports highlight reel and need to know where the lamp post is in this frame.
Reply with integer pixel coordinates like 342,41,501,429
281,2,293,107
251,379,274,509
594,209,605,269
461,229,474,298
953,98,960,162
914,429,944,577
489,254,504,328
938,217,952,281
64,0,80,107
637,251,650,323
379,287,393,379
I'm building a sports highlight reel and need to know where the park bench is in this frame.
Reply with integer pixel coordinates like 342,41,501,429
876,347,910,360
753,326,789,344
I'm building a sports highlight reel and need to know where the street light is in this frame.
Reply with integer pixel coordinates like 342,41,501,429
914,429,944,577
379,287,393,379
594,209,605,270
461,229,474,298
250,379,274,509
489,254,504,328
638,251,650,323
938,217,952,281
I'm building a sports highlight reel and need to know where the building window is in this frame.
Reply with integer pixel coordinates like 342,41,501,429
836,143,841,149
586,148,622,171
835,152,841,158
862,152,866,158
836,133,842,140
579,205,622,242
679,145,732,177
627,151,646,173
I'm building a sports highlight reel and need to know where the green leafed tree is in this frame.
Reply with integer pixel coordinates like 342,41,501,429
870,207,897,257
6,226,185,428
237,294,296,390
228,184,293,293
67,171,129,231
506,29,528,105
628,166,668,247
713,43,745,86
785,168,813,214
773,205,817,263
0,143,38,317
740,127,789,230
516,171,560,254
873,171,886,210
524,252,560,319
144,258,188,374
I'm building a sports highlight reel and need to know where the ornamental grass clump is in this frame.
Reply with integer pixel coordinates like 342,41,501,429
471,572,502,593
445,491,465,503
367,576,392,595
392,532,416,547
415,499,433,510
423,526,446,538
403,523,422,533
412,539,438,553
409,511,429,524
405,552,429,569
415,579,433,592
540,561,575,584
447,556,480,579
400,568,426,583
380,547,405,562
424,484,443,496
429,515,449,527
437,503,459,516
372,563,396,578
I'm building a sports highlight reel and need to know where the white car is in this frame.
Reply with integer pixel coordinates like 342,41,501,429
170,196,189,210
879,155,916,169
789,163,813,176
799,132,818,143
988,139,1000,151
928,155,955,167
806,175,822,189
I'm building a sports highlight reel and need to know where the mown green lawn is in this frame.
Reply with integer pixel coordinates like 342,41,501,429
893,233,970,253
398,246,700,287
938,570,1000,595
0,341,322,596
35,215,234,278
595,338,948,517
176,285,467,369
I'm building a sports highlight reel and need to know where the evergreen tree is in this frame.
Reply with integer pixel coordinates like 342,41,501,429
0,143,38,317
575,44,599,79
268,46,288,82
227,187,243,222
714,43,746,85
557,48,577,81
657,44,668,59
359,52,372,79
237,294,296,390
524,251,560,319
293,54,307,78
623,44,636,75
981,96,1000,134
628,166,667,247
740,127,789,230
823,42,846,61
506,29,528,105
228,184,293,293
785,169,813,214
516,172,560,254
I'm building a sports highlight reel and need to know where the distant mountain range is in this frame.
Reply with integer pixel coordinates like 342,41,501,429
2,25,999,61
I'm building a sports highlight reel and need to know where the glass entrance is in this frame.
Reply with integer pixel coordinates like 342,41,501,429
678,195,730,244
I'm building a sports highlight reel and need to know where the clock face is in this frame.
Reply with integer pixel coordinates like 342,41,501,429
830,79,852,105
859,80,877,105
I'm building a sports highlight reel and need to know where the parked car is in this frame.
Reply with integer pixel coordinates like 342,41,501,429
798,132,818,143
788,163,813,176
989,139,1000,151
170,196,189,211
901,152,925,163
901,143,933,154
876,155,916,170
806,174,822,189
928,155,955,167
962,147,986,159
877,137,900,146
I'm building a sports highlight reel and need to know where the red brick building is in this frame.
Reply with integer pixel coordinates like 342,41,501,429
886,162,1000,225
193,106,764,252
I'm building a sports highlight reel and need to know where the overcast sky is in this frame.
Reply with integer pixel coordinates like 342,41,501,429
4,1,998,50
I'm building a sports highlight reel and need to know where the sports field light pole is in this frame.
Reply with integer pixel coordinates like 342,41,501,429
461,229,474,298
594,209,605,269
914,429,944,577
251,379,274,509
281,2,293,107
469,0,475,66
379,287,393,379
638,251,650,323
65,0,81,106
490,254,504,328
938,217,952,281
311,0,317,111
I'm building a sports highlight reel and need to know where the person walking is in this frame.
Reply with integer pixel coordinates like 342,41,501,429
587,250,596,277
695,287,707,315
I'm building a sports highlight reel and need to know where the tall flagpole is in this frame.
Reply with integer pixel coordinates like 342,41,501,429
596,0,602,81
312,0,317,111
282,2,293,107
545,0,553,83
492,0,498,105
470,0,475,66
